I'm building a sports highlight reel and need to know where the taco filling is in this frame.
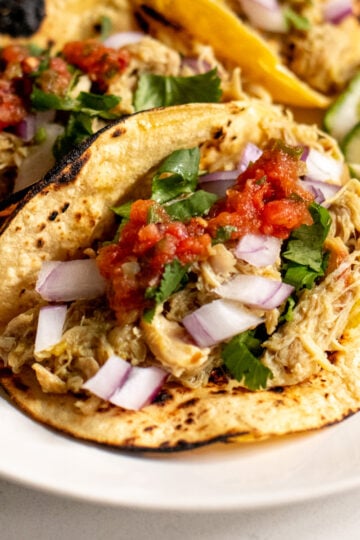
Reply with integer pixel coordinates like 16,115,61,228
1,100,360,450
0,28,249,199
0,133,353,412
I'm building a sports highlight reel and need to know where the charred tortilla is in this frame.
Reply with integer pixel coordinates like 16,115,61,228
1,100,360,451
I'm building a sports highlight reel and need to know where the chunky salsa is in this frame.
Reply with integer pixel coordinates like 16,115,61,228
97,143,314,324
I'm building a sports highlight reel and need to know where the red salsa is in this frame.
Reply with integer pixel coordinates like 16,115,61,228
97,144,314,324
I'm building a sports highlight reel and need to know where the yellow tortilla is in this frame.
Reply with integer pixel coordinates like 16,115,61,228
134,0,330,108
0,100,359,451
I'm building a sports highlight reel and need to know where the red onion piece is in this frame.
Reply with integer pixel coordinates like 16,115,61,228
34,305,67,353
239,0,287,32
214,274,294,310
16,115,36,142
109,365,167,410
103,31,144,48
301,179,341,206
181,57,212,73
238,142,263,173
36,259,106,302
182,299,263,347
234,233,282,267
82,355,132,401
200,179,235,198
304,148,343,184
323,0,353,23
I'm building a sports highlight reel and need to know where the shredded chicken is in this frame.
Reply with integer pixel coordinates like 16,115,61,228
286,18,360,94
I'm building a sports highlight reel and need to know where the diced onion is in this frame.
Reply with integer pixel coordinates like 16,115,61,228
323,0,353,24
82,355,131,401
301,179,341,205
36,259,106,302
82,356,167,410
238,142,263,173
109,366,167,410
304,148,343,184
34,305,67,353
234,233,281,267
181,57,211,73
214,274,294,310
239,0,288,32
103,31,144,48
182,299,263,347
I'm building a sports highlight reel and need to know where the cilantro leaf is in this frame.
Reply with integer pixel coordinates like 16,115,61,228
165,190,218,220
133,68,222,111
53,112,93,160
152,148,200,204
144,259,189,321
212,225,238,245
31,88,120,118
281,203,331,290
110,201,133,220
222,331,272,390
283,7,310,31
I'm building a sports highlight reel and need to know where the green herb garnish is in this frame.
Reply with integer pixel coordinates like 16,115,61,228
151,147,200,204
164,190,218,220
222,330,273,390
281,203,331,290
134,68,222,111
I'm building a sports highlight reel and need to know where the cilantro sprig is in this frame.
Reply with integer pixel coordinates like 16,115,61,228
144,259,189,322
281,203,331,290
134,68,222,111
151,148,201,204
222,330,273,390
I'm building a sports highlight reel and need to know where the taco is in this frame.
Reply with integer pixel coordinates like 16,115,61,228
0,0,265,203
135,0,360,107
1,99,360,452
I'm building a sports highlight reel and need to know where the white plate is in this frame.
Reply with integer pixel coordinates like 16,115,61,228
2,386,360,511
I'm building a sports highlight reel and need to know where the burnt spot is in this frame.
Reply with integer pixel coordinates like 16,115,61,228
0,367,13,378
111,127,127,138
56,154,90,186
210,389,227,395
143,425,157,432
153,390,173,404
37,223,46,232
185,417,195,425
177,398,199,409
48,210,59,221
12,376,29,393
208,367,228,386
213,127,225,140
61,202,70,213
36,238,44,248
269,386,284,394
0,0,45,37
138,4,182,29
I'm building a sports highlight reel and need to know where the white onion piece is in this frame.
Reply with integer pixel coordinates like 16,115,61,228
109,366,167,410
323,0,353,23
14,123,64,192
302,179,341,206
304,148,343,184
214,275,294,310
239,0,287,32
235,233,281,267
34,305,67,353
82,355,131,401
238,142,263,173
182,299,263,348
36,259,106,302
103,31,144,49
